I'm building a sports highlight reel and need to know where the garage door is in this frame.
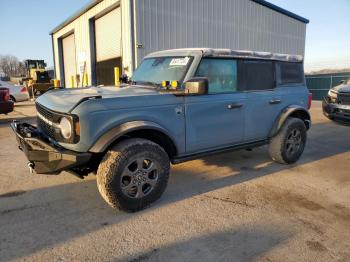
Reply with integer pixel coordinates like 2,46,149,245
95,8,122,85
62,34,76,88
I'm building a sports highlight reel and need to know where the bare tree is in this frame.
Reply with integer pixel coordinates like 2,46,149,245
0,55,26,77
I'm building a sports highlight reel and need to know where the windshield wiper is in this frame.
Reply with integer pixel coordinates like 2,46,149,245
131,81,160,88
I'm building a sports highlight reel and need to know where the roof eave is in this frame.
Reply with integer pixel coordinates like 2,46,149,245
50,0,309,36
50,0,103,35
252,0,309,24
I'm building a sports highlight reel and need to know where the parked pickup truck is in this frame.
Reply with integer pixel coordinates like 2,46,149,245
0,87,14,114
11,48,311,212
323,78,350,123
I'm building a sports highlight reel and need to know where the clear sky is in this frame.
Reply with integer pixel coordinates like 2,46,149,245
0,0,349,72
0,0,90,67
268,0,350,72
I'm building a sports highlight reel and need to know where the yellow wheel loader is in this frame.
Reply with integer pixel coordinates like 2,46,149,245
22,60,53,96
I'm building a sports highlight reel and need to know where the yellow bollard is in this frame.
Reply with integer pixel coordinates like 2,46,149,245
114,67,120,87
70,75,75,88
53,79,60,88
83,73,88,87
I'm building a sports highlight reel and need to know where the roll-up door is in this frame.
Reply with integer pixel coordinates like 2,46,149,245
62,34,76,88
95,8,122,86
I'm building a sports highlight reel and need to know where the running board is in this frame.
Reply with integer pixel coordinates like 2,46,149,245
171,140,268,164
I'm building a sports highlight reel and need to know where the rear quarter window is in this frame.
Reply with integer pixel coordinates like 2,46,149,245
277,62,304,85
238,60,275,91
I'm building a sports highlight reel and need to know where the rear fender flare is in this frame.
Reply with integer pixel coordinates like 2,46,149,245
269,105,311,138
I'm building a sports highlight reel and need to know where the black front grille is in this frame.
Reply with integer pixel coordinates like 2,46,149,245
36,103,55,121
36,103,60,140
38,118,56,138
338,93,350,105
35,103,78,143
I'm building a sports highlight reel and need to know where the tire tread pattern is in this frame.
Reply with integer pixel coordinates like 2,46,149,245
96,138,170,212
269,117,307,164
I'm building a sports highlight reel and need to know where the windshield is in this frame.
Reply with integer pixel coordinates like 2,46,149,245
131,56,192,86
27,61,46,69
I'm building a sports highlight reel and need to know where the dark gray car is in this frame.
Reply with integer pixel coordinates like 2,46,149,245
323,78,350,123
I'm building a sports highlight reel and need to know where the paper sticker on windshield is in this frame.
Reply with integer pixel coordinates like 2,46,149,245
169,57,190,66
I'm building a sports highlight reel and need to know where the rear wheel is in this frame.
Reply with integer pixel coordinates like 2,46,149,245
269,118,307,164
96,138,170,212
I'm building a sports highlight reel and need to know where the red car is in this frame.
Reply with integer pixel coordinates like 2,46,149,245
0,87,14,114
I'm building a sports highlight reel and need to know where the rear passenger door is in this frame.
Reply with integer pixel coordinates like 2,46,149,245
240,60,283,141
185,58,246,153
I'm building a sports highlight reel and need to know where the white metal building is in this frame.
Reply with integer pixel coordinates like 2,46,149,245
50,0,309,87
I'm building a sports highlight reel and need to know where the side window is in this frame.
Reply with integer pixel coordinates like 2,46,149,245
195,58,237,94
278,62,304,84
239,60,275,91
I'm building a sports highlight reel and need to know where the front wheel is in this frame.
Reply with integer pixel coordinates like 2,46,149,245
269,118,307,164
96,138,170,212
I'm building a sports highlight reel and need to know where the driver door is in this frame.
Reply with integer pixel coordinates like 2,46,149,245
185,58,246,153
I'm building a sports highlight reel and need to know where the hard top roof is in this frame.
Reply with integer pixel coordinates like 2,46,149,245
146,48,304,63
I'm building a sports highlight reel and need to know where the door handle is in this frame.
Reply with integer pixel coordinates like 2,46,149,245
269,99,281,105
227,103,243,109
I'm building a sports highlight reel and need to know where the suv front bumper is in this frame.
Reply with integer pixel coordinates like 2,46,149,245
11,122,91,174
322,98,350,123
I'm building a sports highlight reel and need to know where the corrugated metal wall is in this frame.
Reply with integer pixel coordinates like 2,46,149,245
306,73,350,100
134,0,306,64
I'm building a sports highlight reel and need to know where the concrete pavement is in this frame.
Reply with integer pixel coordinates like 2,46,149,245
0,101,349,262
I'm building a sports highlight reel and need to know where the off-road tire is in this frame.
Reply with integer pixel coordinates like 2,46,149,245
96,138,170,212
269,117,307,164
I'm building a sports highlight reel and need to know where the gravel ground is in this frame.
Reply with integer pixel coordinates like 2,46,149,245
0,101,349,262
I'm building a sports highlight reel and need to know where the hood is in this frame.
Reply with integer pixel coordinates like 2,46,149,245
332,83,350,93
36,85,163,113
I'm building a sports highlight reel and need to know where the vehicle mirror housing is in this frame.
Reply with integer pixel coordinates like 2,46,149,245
339,80,345,84
184,77,208,95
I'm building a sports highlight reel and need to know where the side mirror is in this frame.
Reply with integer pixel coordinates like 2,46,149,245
184,77,208,95
339,80,345,84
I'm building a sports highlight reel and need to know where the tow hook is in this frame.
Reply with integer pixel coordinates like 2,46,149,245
27,162,35,174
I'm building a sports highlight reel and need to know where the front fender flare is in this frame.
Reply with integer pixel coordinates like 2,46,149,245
269,105,311,138
89,120,175,153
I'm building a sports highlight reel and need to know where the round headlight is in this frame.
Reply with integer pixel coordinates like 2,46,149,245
59,117,72,139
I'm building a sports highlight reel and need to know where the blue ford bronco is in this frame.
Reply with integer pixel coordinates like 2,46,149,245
11,48,311,212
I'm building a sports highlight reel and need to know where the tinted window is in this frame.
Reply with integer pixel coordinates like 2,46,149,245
239,60,275,91
278,62,304,84
195,58,237,94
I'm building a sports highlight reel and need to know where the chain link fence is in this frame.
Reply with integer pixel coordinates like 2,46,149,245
306,73,350,100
